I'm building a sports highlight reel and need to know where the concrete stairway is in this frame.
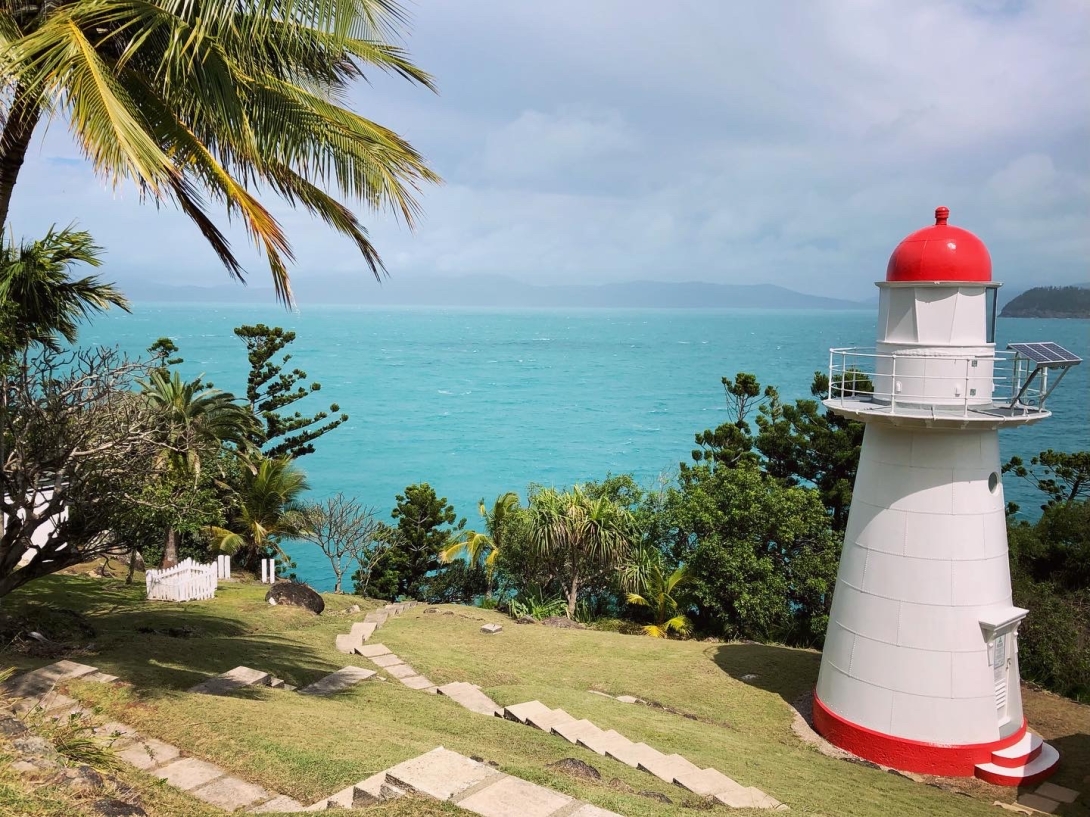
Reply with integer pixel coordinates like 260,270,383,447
304,747,623,816
334,601,418,655
974,731,1061,787
501,701,788,811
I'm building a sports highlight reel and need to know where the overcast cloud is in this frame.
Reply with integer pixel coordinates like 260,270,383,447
8,0,1089,299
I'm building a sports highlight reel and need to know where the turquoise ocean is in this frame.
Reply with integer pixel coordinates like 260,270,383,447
81,307,1089,591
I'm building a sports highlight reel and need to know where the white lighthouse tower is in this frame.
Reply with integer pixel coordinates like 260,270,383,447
812,207,1081,785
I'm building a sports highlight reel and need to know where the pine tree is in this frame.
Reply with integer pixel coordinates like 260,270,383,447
234,324,348,458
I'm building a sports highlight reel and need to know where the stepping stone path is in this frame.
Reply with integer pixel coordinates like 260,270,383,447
304,746,625,816
333,613,789,810
3,661,306,813
298,666,376,696
499,700,788,810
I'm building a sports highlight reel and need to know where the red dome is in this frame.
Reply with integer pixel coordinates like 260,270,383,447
885,207,991,283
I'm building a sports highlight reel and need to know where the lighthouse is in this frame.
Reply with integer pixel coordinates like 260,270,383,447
812,207,1081,785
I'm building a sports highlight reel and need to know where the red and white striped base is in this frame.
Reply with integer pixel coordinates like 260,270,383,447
974,732,1060,786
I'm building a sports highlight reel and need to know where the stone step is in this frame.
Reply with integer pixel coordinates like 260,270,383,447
437,682,502,716
363,611,389,625
456,772,576,817
370,653,405,668
82,671,120,684
191,775,276,810
503,700,552,725
116,737,180,770
152,757,225,790
249,794,306,813
189,666,271,696
525,707,577,732
334,634,357,654
12,691,77,716
714,786,789,811
399,675,437,691
3,660,99,697
675,766,747,798
385,663,418,679
551,718,604,744
605,741,663,769
354,621,377,643
578,729,630,756
638,753,702,784
357,642,392,658
298,666,376,696
384,747,499,801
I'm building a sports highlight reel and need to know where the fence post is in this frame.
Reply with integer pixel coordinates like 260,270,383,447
261,559,268,584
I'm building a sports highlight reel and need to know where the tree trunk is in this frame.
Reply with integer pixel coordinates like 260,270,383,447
566,572,579,619
162,529,179,568
0,84,42,229
127,549,138,584
333,571,343,594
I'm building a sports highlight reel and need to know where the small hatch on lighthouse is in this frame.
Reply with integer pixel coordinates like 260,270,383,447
812,207,1078,787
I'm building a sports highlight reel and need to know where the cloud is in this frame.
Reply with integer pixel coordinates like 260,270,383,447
6,0,1088,299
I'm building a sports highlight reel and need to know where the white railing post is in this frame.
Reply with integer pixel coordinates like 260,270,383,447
269,558,276,584
261,559,268,584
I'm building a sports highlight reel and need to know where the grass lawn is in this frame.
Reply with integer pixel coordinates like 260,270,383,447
2,573,1087,817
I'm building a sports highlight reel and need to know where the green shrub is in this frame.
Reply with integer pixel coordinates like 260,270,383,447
1013,575,1090,703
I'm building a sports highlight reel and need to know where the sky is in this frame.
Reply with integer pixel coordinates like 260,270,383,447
8,0,1090,300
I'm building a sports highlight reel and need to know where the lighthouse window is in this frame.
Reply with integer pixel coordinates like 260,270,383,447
986,287,998,344
989,472,1000,493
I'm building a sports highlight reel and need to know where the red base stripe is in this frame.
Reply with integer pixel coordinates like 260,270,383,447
812,691,1026,777
975,763,1056,787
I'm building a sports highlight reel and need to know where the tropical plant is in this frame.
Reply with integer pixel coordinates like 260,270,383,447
0,0,439,303
140,369,258,566
528,485,635,618
439,492,520,600
626,561,691,638
207,455,310,571
509,587,567,621
0,226,128,359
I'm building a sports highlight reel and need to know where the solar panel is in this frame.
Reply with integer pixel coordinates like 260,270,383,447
1008,342,1082,367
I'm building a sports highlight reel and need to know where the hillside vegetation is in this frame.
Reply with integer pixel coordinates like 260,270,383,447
1001,286,1090,318
2,575,1088,817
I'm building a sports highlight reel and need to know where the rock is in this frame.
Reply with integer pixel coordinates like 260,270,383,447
440,610,454,616
740,674,760,682
608,778,635,793
92,798,148,817
615,695,639,704
480,623,503,634
516,615,537,625
0,714,29,737
348,604,361,613
27,630,49,642
423,607,439,615
640,790,673,804
267,597,277,605
542,616,584,629
56,765,104,794
265,581,324,614
548,758,601,780
13,735,59,758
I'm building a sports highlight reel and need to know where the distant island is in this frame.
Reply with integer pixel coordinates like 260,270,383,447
117,274,870,310
1000,286,1090,319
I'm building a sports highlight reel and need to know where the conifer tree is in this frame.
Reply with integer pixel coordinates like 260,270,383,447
234,324,348,458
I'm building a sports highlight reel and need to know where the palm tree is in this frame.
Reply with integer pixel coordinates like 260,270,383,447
626,561,691,638
0,1,439,304
529,486,635,619
207,455,310,571
439,492,519,600
140,369,258,565
0,225,128,358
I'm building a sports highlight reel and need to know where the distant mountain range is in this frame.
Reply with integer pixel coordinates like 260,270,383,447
117,274,870,310
1000,285,1090,319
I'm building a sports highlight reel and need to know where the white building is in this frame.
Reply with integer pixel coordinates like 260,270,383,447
813,207,1080,785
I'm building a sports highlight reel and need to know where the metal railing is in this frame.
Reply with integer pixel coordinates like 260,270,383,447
827,348,1049,417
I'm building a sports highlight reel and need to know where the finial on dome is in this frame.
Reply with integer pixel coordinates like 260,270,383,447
935,206,950,226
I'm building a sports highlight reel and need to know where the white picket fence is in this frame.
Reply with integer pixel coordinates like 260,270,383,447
146,557,218,602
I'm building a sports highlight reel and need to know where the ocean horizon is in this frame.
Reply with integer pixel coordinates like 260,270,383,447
79,305,1089,591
